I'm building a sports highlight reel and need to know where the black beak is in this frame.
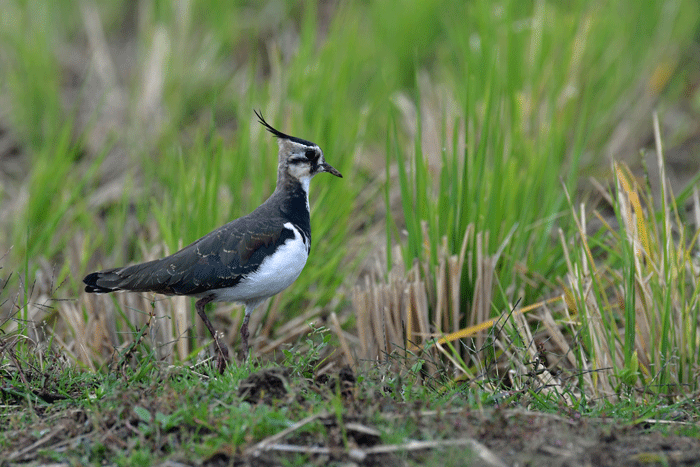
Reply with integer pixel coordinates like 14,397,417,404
321,162,342,178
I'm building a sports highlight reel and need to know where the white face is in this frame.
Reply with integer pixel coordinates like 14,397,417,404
286,143,324,184
257,112,341,182
276,138,342,190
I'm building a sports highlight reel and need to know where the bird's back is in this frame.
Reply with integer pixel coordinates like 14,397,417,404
83,183,311,299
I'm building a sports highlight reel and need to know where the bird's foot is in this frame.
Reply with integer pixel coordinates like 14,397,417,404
214,338,230,374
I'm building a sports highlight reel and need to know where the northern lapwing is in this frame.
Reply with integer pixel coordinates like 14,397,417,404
83,111,342,373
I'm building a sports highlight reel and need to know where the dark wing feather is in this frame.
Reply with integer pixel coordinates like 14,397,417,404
83,214,290,296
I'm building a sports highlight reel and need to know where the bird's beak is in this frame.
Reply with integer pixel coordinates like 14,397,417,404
321,162,343,178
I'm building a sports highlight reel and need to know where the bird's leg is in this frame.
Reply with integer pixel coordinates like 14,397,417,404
240,306,252,361
196,296,229,373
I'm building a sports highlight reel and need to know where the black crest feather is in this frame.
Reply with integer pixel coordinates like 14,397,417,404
254,110,317,147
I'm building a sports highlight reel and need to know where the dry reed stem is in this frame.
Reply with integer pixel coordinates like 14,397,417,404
330,311,355,368
353,223,528,378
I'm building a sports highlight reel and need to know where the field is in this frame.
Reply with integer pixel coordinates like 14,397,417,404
1,1,700,465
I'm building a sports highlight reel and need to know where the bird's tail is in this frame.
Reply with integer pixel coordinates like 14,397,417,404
83,271,119,293
83,259,163,294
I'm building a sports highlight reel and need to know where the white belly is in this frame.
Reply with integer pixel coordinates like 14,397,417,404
209,222,309,304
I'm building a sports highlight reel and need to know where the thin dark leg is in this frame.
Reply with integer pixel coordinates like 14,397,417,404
240,307,252,360
196,296,229,373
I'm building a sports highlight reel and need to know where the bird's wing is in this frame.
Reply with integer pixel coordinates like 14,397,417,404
86,215,293,296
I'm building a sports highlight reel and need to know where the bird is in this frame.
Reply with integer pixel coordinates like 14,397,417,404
83,110,342,373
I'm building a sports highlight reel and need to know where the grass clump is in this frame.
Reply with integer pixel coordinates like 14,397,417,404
563,116,700,399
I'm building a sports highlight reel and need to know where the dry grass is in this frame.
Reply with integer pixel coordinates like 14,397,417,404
561,114,700,400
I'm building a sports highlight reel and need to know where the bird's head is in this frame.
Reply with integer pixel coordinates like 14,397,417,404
255,110,342,190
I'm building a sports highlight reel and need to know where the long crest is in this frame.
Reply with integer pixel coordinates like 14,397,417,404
254,110,317,147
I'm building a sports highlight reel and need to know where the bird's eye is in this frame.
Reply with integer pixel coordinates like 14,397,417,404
305,149,317,160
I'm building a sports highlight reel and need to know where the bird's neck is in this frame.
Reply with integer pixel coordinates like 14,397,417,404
271,177,311,235
275,169,310,208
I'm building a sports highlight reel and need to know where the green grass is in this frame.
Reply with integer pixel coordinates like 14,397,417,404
2,333,697,464
1,0,700,464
